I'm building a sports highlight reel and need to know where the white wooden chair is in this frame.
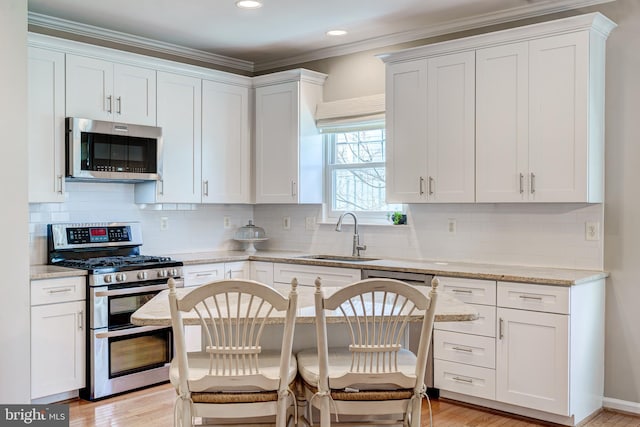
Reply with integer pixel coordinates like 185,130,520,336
167,277,299,427
296,277,439,427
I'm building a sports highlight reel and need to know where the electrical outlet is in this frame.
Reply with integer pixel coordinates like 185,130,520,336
305,216,318,231
448,218,457,235
223,216,231,229
585,221,600,241
160,217,169,231
283,216,291,230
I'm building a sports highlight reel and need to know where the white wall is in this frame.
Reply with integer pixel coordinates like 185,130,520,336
599,0,640,407
0,0,31,403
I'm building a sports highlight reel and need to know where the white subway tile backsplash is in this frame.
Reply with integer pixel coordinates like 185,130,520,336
29,184,603,270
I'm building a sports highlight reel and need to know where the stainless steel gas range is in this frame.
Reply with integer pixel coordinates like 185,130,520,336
47,222,183,400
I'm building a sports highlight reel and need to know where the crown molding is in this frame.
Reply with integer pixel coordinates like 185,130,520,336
28,0,615,74
28,12,254,72
253,0,615,71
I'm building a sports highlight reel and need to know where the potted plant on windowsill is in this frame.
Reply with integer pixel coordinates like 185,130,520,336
391,211,407,225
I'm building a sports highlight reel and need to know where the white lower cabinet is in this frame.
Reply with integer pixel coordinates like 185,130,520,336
182,261,250,351
250,261,274,286
496,307,569,414
434,277,497,400
30,277,86,400
272,263,361,287
436,278,605,426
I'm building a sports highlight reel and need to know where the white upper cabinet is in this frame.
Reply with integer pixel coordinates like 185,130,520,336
386,52,475,204
382,12,616,204
477,32,595,202
137,71,202,204
254,69,327,204
426,52,476,202
527,32,591,202
385,60,428,203
66,54,156,126
201,80,251,204
476,42,529,202
28,47,66,203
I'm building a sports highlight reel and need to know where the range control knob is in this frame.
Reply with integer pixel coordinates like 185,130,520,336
103,275,113,284
169,268,178,277
137,271,148,280
158,269,168,278
115,273,127,282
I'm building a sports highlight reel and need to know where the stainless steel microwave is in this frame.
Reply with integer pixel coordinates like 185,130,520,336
65,117,163,182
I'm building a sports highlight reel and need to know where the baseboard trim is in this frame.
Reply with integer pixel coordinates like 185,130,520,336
603,397,640,415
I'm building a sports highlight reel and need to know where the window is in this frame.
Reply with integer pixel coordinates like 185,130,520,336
325,127,402,221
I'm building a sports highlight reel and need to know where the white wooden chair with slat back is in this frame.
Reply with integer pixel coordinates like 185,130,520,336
296,277,439,427
168,277,299,427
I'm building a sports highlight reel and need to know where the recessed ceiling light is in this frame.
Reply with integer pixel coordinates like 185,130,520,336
236,0,263,9
326,29,348,36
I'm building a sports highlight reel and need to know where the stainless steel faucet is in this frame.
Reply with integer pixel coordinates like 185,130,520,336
335,212,367,257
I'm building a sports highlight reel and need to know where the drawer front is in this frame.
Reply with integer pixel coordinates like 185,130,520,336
438,276,496,305
273,263,361,287
434,359,496,400
435,304,496,337
434,330,496,369
497,282,570,314
183,263,226,287
31,277,86,305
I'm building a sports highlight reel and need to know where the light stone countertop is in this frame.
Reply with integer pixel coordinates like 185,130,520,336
30,264,87,280
131,282,477,327
171,250,608,287
30,249,608,286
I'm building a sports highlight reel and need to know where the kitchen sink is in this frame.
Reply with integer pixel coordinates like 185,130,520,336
298,254,380,262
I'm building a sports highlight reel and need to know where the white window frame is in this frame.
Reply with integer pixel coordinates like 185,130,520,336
323,127,402,225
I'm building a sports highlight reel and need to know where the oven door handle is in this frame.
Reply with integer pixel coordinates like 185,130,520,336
94,280,183,297
95,325,170,339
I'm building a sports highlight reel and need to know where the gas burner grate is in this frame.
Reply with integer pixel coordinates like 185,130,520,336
57,255,173,269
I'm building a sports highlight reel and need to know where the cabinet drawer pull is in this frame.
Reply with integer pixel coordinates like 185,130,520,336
452,346,473,353
116,96,122,114
519,295,543,301
452,376,473,384
195,273,214,277
291,181,297,197
47,287,73,294
499,318,504,340
203,180,209,197
106,95,113,113
419,176,425,195
78,310,84,330
428,176,434,195
56,175,63,194
451,289,473,294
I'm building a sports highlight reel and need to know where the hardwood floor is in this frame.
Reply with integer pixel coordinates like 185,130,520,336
66,383,640,426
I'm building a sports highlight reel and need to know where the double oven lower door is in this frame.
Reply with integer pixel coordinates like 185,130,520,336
84,278,183,400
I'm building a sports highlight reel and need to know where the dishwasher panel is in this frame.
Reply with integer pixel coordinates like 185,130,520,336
361,269,436,394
